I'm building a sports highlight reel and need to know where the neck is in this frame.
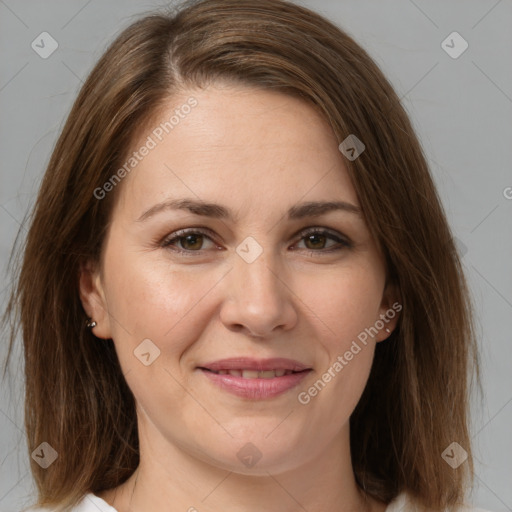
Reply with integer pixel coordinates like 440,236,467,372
98,417,387,512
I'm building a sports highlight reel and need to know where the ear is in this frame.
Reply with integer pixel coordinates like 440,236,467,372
78,259,113,339
374,280,402,343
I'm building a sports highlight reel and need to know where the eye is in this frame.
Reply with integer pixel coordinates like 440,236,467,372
161,228,218,255
160,227,351,257
293,227,352,255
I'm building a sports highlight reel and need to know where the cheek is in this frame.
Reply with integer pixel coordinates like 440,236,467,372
101,253,223,423
297,263,385,347
292,266,383,415
102,244,224,367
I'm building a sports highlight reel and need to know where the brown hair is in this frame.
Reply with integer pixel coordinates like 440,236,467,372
2,0,481,510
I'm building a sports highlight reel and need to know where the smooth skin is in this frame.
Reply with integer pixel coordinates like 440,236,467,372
80,81,399,512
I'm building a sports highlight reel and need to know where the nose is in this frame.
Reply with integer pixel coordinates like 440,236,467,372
219,248,298,339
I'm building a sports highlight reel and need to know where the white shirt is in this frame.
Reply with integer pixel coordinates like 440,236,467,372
28,491,492,511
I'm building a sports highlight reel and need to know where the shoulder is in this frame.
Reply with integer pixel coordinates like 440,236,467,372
26,492,118,512
385,492,494,512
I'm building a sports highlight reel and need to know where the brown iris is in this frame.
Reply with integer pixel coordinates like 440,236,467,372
180,233,204,250
304,233,328,250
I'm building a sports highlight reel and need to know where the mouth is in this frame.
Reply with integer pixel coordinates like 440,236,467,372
198,357,311,375
197,357,312,399
200,368,306,378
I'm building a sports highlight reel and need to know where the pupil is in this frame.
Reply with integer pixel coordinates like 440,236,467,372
307,234,325,249
183,234,202,250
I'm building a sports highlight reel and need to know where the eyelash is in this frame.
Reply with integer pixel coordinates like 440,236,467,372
160,227,352,257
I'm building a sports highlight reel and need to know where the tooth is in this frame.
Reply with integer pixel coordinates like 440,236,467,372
215,369,293,378
241,370,260,379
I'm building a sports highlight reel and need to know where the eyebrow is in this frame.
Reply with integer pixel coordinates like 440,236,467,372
137,198,362,222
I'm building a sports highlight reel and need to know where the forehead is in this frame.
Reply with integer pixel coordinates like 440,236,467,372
113,83,358,219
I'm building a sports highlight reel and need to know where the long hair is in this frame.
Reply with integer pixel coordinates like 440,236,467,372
2,1,480,510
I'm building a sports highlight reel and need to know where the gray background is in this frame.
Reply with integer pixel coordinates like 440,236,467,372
1,0,511,510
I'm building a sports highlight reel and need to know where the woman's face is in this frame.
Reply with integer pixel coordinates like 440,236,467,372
81,82,398,475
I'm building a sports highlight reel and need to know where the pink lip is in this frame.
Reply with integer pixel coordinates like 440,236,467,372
200,368,311,399
197,358,312,400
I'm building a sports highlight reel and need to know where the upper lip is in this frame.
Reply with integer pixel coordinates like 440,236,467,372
199,357,311,372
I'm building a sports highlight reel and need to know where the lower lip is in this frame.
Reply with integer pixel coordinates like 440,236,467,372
199,369,311,399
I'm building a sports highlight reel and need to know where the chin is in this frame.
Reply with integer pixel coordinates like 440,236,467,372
190,429,308,475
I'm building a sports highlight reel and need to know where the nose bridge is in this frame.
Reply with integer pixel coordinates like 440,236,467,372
234,240,282,308
219,236,296,336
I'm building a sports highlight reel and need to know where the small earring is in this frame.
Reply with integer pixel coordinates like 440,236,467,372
86,318,97,329
385,328,391,333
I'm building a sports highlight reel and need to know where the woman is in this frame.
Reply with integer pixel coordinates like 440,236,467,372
3,0,485,510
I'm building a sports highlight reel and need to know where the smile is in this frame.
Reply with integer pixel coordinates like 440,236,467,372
199,367,311,399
